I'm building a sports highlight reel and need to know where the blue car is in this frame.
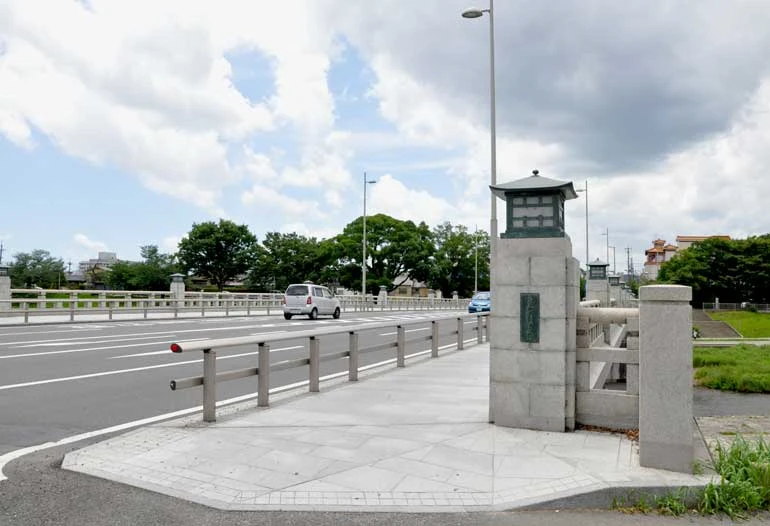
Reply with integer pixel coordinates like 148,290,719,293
468,291,491,313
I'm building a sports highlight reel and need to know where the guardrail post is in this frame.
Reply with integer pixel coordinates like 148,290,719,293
397,325,405,367
431,320,439,357
225,296,230,316
246,298,251,316
203,349,216,423
309,337,320,392
24,302,29,324
477,315,483,344
201,295,205,317
108,306,113,320
349,331,359,381
174,298,179,318
69,293,76,321
143,300,148,319
457,317,464,350
258,343,270,407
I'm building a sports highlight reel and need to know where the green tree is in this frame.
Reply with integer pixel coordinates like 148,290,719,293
106,245,178,290
247,233,328,292
657,236,770,306
429,223,489,298
177,219,258,291
328,214,435,293
9,250,65,288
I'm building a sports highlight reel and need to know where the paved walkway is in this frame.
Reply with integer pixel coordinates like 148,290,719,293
62,344,714,512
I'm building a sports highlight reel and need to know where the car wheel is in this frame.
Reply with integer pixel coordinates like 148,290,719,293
308,308,318,320
284,313,292,320
332,307,341,319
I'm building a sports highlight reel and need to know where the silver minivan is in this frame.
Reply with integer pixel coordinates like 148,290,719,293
282,283,341,320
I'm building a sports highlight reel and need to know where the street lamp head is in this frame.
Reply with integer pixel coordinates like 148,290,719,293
461,7,485,18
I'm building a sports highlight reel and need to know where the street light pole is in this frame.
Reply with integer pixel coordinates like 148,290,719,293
462,0,497,288
474,225,479,293
362,172,377,298
576,180,588,267
609,245,616,274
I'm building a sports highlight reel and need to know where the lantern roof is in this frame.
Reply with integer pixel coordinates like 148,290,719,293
490,170,578,201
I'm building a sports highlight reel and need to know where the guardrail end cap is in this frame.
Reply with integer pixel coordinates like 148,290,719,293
170,343,183,353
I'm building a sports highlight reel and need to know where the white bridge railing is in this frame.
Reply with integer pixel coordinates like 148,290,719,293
1,288,468,323
168,312,489,422
576,304,640,430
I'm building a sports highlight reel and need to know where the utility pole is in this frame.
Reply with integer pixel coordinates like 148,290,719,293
601,228,609,264
0,241,4,264
607,245,617,274
626,247,631,278
474,225,479,293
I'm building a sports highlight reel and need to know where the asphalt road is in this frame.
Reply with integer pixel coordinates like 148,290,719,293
3,313,770,525
0,311,477,457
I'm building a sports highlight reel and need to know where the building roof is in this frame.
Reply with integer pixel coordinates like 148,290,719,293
676,235,731,242
489,170,578,200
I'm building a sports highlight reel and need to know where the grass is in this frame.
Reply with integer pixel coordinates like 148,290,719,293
611,436,770,519
708,311,770,338
693,345,770,393
701,436,770,518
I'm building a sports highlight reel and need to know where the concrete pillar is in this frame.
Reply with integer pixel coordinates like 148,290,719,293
0,266,10,312
586,260,610,306
378,288,387,306
489,237,580,432
639,284,693,473
170,273,186,304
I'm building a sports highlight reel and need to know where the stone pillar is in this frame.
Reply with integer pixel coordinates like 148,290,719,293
490,237,580,432
0,265,10,312
488,170,580,433
378,288,387,306
586,259,610,306
170,274,186,306
639,284,693,473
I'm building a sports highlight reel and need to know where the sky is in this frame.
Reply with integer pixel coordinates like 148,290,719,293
1,0,770,275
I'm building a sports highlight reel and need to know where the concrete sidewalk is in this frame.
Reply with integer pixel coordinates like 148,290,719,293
62,344,713,512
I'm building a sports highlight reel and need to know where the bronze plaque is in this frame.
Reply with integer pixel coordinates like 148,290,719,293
520,293,540,343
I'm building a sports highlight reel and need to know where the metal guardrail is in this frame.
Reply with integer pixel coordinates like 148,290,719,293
168,313,490,422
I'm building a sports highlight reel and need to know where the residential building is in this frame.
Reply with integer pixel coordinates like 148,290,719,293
643,235,731,280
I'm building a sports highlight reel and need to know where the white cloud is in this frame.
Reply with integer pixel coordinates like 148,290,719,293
242,184,326,219
368,175,454,226
73,233,108,253
3,0,770,273
161,236,182,254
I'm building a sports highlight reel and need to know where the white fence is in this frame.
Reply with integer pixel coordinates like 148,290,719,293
1,288,468,323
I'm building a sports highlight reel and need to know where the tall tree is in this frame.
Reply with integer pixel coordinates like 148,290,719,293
657,236,770,306
328,214,435,293
105,245,178,290
247,233,328,292
177,219,258,291
429,223,490,298
9,250,65,288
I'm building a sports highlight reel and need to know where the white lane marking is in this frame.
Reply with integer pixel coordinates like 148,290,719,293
0,340,179,359
13,334,180,348
2,332,173,346
109,339,210,358
0,338,470,483
0,319,288,340
379,327,431,336
109,338,294,359
0,345,305,391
